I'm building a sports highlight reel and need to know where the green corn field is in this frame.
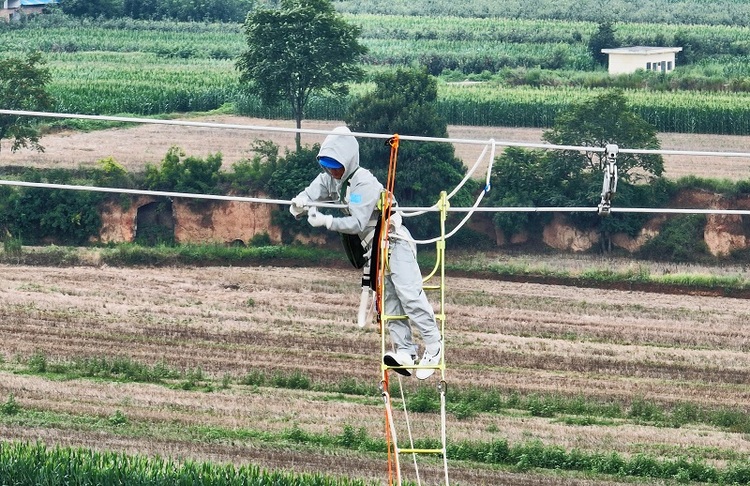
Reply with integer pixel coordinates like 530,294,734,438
0,440,372,486
4,13,750,133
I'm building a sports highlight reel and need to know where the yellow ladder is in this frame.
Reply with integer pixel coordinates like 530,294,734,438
379,191,450,486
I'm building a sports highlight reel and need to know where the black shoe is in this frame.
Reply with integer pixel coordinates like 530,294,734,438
383,351,413,377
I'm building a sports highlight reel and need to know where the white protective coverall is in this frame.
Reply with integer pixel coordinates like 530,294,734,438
293,126,441,360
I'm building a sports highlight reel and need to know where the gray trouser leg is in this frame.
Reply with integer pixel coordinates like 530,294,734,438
384,237,440,356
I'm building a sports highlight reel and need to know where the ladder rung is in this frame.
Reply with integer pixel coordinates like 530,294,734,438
398,448,445,455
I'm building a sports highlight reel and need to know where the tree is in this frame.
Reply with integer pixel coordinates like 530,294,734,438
543,89,663,182
60,0,123,18
588,21,620,68
345,67,476,239
488,89,668,245
237,0,366,150
0,52,54,154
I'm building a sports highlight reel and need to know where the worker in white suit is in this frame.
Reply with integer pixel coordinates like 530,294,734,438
290,126,441,379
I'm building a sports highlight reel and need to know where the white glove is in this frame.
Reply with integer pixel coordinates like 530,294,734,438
307,207,333,229
389,211,402,233
289,195,309,219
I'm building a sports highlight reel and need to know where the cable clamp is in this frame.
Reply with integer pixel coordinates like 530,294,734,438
598,144,619,215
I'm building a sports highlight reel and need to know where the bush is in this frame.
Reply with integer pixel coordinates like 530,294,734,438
144,146,222,195
638,215,710,262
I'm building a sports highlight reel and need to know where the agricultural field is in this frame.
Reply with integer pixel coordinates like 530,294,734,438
5,12,750,133
1,260,750,484
3,2,750,483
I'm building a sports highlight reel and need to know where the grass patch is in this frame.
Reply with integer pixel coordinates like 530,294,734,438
14,354,750,433
1,414,749,484
4,243,750,295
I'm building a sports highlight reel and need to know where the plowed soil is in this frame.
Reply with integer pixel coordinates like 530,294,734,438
1,262,749,484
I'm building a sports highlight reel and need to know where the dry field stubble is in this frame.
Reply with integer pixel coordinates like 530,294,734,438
1,116,750,180
1,263,749,484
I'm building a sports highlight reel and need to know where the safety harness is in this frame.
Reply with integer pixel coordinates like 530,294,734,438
337,166,389,292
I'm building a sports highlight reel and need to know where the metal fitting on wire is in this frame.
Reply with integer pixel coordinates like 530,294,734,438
598,144,619,215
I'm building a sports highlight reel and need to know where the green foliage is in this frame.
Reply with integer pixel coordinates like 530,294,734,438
543,89,664,181
266,145,327,242
0,52,54,153
0,441,374,485
489,90,668,244
224,140,280,194
8,170,104,245
345,67,477,239
407,386,440,413
638,215,711,262
588,21,620,67
2,230,23,257
0,394,21,416
122,0,256,22
108,409,130,426
336,0,750,27
144,146,222,194
7,15,750,133
271,370,311,389
488,147,549,236
237,0,367,146
92,156,134,188
27,352,48,373
248,232,272,246
61,0,124,19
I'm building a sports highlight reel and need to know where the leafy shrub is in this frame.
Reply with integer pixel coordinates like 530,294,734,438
638,215,710,262
224,140,279,195
144,146,222,195
0,395,21,416
9,170,104,245
108,410,129,426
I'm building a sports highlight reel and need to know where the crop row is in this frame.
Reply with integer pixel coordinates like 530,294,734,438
0,440,369,486
5,17,750,133
336,0,750,27
24,51,750,134
5,13,750,63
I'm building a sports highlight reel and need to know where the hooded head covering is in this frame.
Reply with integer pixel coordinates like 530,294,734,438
318,156,344,170
317,126,359,181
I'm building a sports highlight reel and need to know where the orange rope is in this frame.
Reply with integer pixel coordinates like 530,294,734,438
378,135,399,485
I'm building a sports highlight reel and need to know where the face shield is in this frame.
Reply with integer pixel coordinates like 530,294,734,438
318,156,345,178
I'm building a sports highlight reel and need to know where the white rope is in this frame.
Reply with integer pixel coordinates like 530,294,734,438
0,179,344,210
0,179,750,217
7,108,750,158
406,139,497,245
395,374,421,486
439,382,449,486
401,139,494,219
4,109,750,246
2,180,750,216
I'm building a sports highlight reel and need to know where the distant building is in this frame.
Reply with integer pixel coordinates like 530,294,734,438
2,0,59,20
601,46,683,75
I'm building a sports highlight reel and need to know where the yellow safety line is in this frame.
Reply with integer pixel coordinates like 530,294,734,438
399,448,445,455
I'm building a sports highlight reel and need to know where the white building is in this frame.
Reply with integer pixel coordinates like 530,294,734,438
601,46,683,75
4,0,59,7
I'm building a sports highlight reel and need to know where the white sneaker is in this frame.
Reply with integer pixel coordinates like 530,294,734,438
383,351,414,377
416,343,442,380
